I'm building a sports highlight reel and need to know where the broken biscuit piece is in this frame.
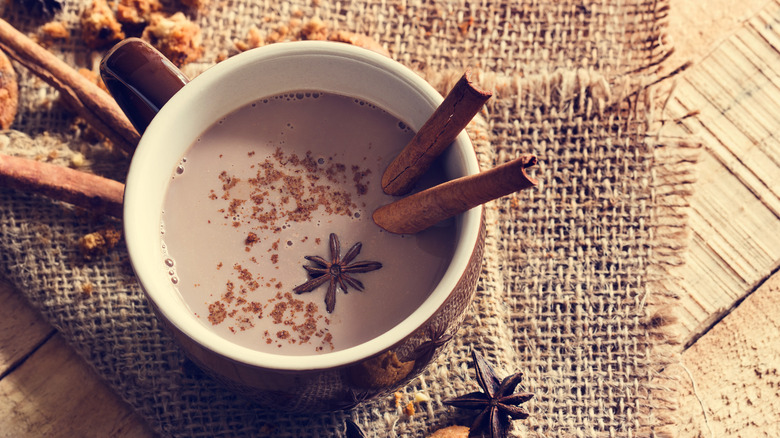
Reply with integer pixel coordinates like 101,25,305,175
78,227,122,260
116,0,162,35
142,12,204,67
39,21,70,42
80,0,125,49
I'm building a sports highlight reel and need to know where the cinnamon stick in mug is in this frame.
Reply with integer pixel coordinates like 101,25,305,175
381,70,491,196
374,155,537,234
0,153,124,217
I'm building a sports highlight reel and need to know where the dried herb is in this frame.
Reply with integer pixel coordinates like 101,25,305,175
444,350,533,438
293,233,382,313
344,419,366,438
17,0,63,16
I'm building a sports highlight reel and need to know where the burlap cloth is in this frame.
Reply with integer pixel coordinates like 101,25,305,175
0,0,698,436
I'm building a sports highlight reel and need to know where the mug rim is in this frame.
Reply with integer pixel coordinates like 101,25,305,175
124,41,483,371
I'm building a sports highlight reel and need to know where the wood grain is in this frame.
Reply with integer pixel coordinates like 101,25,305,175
670,272,780,437
0,0,779,436
664,0,780,346
661,2,780,436
0,282,154,438
666,0,770,68
0,281,54,376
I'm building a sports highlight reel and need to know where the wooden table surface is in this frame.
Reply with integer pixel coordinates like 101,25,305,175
2,0,780,436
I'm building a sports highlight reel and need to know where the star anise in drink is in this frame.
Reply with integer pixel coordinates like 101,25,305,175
444,350,533,438
293,233,382,313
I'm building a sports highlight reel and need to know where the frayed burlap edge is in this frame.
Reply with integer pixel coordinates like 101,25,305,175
423,57,700,436
639,82,701,437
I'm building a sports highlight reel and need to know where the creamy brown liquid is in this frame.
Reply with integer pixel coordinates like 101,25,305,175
161,92,456,354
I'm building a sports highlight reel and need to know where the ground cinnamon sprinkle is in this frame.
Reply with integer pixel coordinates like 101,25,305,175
353,166,372,195
205,276,334,350
245,232,259,250
222,283,235,303
234,264,259,290
208,301,226,324
198,146,371,352
218,170,239,195
228,198,245,216
213,147,363,230
270,301,287,324
243,301,263,317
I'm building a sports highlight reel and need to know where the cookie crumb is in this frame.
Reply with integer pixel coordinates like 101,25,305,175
328,30,390,57
347,350,414,388
78,227,122,260
81,282,94,297
70,152,86,168
142,12,204,66
414,391,431,404
235,26,264,52
39,21,70,42
300,17,328,41
116,0,162,34
403,401,415,416
427,426,470,438
80,0,125,49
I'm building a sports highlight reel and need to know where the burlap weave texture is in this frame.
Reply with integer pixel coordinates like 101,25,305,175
0,0,694,436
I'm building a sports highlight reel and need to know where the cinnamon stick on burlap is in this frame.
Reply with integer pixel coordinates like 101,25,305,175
374,155,537,234
0,153,124,218
381,70,491,196
0,18,139,153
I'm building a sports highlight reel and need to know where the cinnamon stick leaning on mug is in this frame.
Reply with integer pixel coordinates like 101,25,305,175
0,18,139,154
0,153,124,218
381,70,492,196
374,154,537,234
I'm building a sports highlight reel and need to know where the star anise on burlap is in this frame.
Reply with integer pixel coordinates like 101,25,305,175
293,233,382,313
444,350,533,438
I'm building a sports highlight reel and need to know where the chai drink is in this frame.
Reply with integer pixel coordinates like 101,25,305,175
161,91,456,355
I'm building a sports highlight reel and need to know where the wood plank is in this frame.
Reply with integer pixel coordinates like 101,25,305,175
658,124,780,340
661,0,780,345
667,0,770,69
692,40,780,203
0,332,155,438
669,270,780,437
0,281,54,376
0,2,774,438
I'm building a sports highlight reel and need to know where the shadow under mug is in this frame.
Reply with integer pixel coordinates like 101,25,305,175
102,39,485,412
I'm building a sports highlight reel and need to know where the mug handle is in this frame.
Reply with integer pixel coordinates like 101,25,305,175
100,38,189,135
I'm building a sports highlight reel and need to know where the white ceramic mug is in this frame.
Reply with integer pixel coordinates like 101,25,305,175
104,39,485,412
